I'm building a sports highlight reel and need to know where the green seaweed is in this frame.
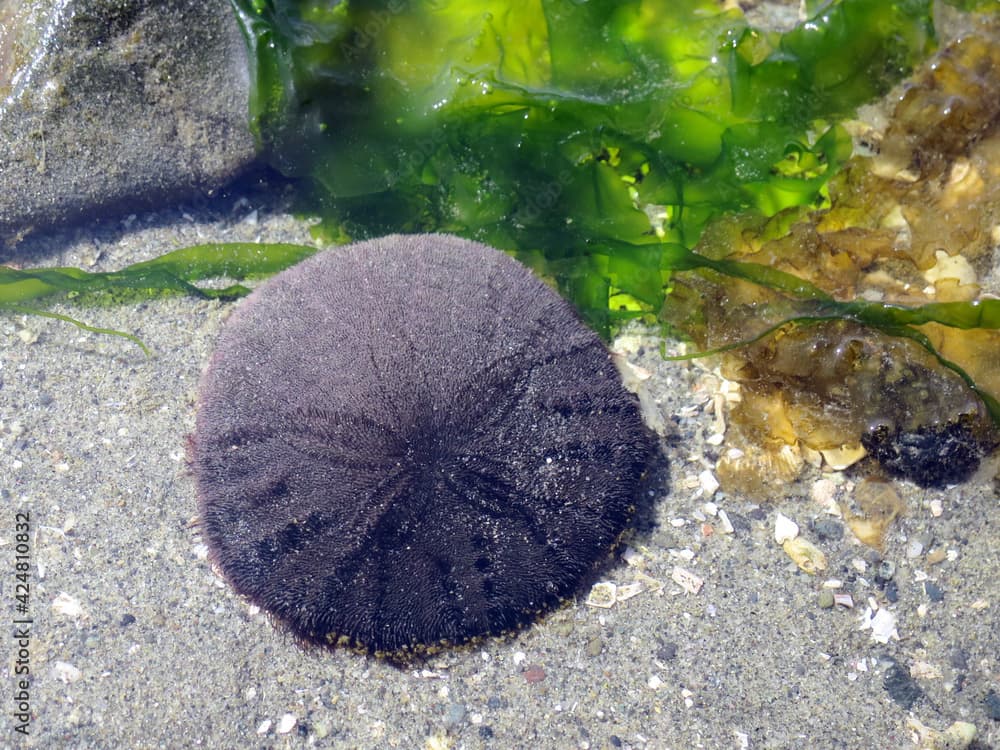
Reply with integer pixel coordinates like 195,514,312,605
230,0,933,333
0,243,317,353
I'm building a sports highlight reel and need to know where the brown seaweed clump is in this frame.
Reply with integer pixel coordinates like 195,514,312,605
664,20,1000,493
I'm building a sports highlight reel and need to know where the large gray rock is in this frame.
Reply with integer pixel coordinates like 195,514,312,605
0,0,256,246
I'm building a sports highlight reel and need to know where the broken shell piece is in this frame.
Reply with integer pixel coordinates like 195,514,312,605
615,582,646,602
860,606,899,644
842,478,905,549
621,546,646,568
633,572,665,596
586,582,618,609
671,566,704,595
716,441,804,497
833,593,854,608
717,509,735,535
774,513,800,544
52,592,86,620
699,470,720,496
51,661,83,684
820,443,867,471
907,717,977,750
939,156,985,210
782,537,827,574
923,249,977,288
801,444,823,468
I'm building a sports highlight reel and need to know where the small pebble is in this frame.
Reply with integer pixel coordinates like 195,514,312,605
926,548,947,565
276,714,297,735
811,518,844,542
875,560,896,582
924,581,945,603
119,613,136,627
984,689,1000,721
523,665,546,684
884,580,899,603
585,637,604,658
950,647,969,671
884,661,922,709
906,538,925,559
657,642,678,661
444,703,466,729
818,590,835,609
833,593,854,609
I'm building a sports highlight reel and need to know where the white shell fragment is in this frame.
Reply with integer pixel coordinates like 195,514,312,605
699,470,720,496
586,581,618,609
860,606,899,644
717,509,735,535
774,513,800,544
276,714,297,735
671,566,704,595
52,661,83,683
586,574,663,608
615,581,646,602
52,591,86,620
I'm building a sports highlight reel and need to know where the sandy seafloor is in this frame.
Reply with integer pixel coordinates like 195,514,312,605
0,180,998,750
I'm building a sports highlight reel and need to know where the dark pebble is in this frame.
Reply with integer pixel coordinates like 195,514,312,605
119,614,136,627
883,661,922,709
924,581,945,603
949,647,969,671
985,689,1000,721
724,511,752,535
747,507,768,522
486,696,502,710
657,642,678,661
38,392,54,406
811,518,844,541
884,580,899,603
610,735,623,748
875,560,896,583
479,726,494,739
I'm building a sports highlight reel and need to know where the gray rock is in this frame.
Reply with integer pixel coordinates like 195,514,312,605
0,0,256,246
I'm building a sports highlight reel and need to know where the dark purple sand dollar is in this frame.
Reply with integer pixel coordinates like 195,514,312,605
193,234,654,654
